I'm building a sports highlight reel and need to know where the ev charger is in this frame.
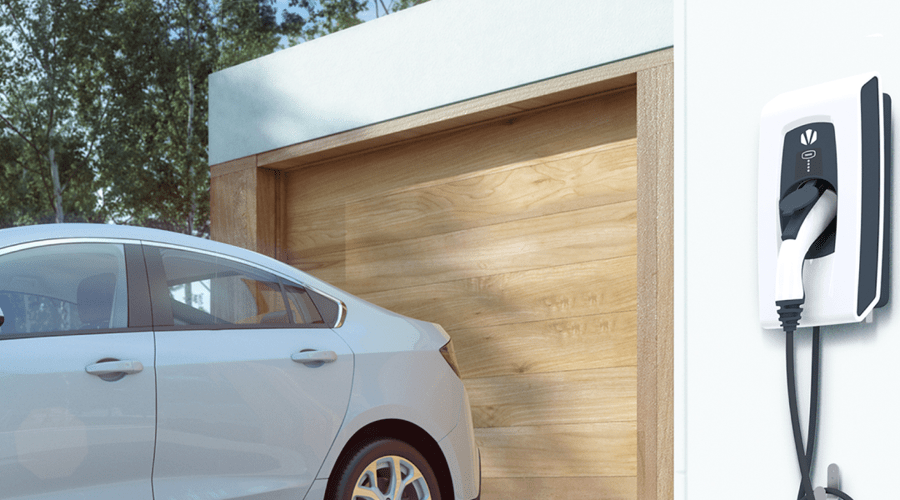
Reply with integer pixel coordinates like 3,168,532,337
759,72,891,330
759,72,893,500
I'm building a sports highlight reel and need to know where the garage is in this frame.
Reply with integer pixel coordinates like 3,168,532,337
208,4,672,498
283,88,637,498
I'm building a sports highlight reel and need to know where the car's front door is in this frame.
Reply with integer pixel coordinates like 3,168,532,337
145,245,353,500
0,242,156,500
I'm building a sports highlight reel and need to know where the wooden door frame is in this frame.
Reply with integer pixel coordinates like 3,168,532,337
210,47,674,500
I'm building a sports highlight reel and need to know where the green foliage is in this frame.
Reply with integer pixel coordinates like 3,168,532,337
216,0,282,69
0,0,109,227
85,0,215,235
389,0,429,13
0,0,424,236
291,0,367,40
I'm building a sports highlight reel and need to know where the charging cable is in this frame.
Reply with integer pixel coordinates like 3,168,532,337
784,325,853,500
776,187,853,499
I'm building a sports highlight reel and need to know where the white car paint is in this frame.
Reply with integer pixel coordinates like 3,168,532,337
0,224,480,500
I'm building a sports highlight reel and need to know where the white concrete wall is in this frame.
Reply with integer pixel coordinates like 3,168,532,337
680,1,900,498
208,0,673,165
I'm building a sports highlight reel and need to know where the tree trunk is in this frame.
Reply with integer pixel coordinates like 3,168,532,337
185,15,195,236
49,147,63,223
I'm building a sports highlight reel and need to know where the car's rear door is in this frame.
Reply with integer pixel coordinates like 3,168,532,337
0,241,156,499
145,244,353,500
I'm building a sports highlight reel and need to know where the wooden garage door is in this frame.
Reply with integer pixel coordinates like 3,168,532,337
283,87,638,500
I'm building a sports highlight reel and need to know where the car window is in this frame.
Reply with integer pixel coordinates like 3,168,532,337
305,287,343,327
158,248,292,327
0,243,128,337
282,283,325,326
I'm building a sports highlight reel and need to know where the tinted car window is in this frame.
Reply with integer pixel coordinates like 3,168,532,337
306,287,342,326
0,243,128,337
282,283,325,326
158,248,291,327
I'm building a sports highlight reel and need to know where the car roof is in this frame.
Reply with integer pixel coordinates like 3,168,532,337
0,223,340,298
1,223,218,249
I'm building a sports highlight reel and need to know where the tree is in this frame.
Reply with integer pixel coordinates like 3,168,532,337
376,0,429,16
288,0,366,41
215,0,282,70
0,0,427,235
0,0,106,225
79,0,215,235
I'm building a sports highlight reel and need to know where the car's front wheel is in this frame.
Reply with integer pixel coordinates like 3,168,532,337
332,438,440,500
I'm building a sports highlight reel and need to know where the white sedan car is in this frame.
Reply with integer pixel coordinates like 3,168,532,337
0,224,480,500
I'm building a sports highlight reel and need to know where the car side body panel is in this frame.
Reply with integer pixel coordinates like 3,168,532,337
0,225,481,500
438,389,481,500
0,332,156,500
310,305,467,484
152,327,354,500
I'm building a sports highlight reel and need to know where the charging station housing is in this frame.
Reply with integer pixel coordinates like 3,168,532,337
758,72,890,329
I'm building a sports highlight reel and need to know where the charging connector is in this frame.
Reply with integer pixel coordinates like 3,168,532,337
775,189,837,306
775,186,852,499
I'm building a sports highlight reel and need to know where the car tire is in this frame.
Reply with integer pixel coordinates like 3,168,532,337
332,438,441,500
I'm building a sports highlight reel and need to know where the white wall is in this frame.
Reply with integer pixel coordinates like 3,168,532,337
680,1,900,498
208,0,673,165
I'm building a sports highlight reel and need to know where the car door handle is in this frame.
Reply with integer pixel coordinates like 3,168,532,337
291,350,337,365
85,360,144,376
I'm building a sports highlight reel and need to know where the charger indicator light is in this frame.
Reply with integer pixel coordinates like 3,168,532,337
796,148,823,177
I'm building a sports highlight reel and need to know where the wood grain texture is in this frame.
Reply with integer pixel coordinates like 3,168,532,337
465,367,636,428
254,50,672,171
480,476,636,500
274,169,287,261
210,166,287,260
294,201,636,295
289,140,636,256
636,61,674,500
210,167,258,250
255,168,277,258
476,423,636,477
282,87,636,220
451,311,637,378
356,256,637,331
208,48,675,500
210,154,255,178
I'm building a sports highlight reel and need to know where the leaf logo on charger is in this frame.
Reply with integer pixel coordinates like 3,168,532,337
800,129,818,146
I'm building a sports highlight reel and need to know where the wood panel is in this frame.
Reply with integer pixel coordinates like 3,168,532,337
210,49,675,500
211,167,255,249
636,62,675,500
281,89,641,500
282,87,636,219
452,311,637,378
466,367,636,428
210,166,283,259
288,140,637,256
255,168,278,258
357,256,637,331
480,476,636,500
476,423,636,477
259,60,656,500
293,201,636,295
210,154,256,179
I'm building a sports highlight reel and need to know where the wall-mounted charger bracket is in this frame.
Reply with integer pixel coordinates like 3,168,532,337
759,72,891,329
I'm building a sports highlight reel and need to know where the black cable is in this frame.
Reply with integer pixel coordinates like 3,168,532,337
783,324,854,500
797,327,820,500
786,329,817,500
